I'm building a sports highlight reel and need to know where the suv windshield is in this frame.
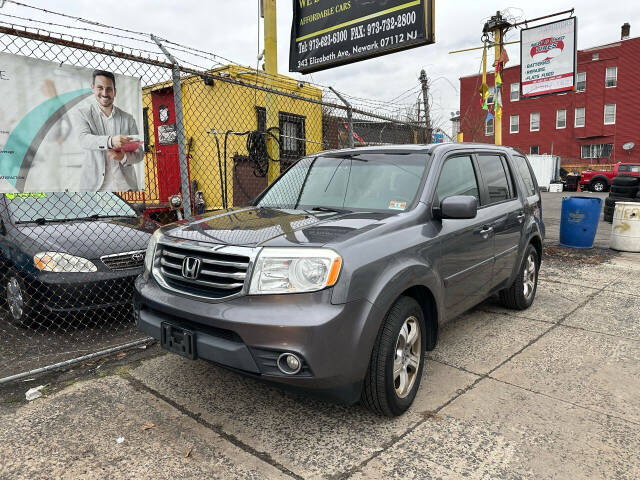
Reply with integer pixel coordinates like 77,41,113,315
257,153,429,212
6,192,136,223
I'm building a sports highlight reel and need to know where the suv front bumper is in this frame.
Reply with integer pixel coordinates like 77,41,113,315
134,275,380,403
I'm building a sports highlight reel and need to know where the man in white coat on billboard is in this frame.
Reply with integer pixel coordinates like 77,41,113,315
75,70,143,191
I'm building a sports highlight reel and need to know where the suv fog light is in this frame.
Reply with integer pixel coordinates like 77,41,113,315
277,353,302,375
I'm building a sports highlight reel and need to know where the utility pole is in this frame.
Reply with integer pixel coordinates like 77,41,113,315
482,11,510,146
263,0,280,184
419,69,431,143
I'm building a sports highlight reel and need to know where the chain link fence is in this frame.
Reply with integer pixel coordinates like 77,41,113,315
0,21,424,382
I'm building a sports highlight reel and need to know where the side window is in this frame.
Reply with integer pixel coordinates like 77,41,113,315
436,155,480,204
513,156,537,197
477,154,515,204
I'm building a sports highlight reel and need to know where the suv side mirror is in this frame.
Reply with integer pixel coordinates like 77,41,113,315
440,195,478,219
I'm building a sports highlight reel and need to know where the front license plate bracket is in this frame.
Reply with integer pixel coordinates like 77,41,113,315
161,322,196,360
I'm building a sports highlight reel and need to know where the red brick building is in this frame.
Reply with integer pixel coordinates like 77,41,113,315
458,24,640,167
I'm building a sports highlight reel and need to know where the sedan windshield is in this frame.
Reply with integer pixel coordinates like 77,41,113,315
6,192,136,223
257,153,429,212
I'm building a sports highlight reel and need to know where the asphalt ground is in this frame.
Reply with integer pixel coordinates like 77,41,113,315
1,245,639,479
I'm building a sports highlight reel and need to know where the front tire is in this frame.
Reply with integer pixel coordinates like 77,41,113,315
361,296,426,417
499,245,539,310
591,180,607,192
5,274,38,328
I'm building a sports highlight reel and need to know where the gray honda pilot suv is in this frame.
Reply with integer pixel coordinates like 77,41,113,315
135,143,544,416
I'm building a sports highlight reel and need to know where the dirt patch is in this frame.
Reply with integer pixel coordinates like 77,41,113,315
544,245,617,265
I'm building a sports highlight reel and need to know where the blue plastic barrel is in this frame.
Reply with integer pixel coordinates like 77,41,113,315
559,196,603,248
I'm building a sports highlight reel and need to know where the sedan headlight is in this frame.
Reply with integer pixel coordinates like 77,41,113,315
249,248,342,295
34,252,97,273
144,229,163,273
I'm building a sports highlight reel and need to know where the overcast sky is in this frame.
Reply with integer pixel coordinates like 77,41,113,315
4,0,636,131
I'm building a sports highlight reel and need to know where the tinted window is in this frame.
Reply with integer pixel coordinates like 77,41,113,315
477,154,513,204
436,156,480,203
257,153,428,212
513,156,537,196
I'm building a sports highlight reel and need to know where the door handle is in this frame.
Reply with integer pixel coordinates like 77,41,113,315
516,212,526,223
479,226,494,238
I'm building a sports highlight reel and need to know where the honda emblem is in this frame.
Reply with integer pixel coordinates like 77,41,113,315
182,257,202,279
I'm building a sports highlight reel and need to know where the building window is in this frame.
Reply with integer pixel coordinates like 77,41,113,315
575,107,585,127
487,86,495,105
604,104,616,125
581,143,613,159
485,117,494,136
279,112,306,160
510,83,519,102
556,109,567,129
592,53,599,61
530,145,539,155
510,115,519,133
530,112,540,132
576,72,586,92
605,66,618,88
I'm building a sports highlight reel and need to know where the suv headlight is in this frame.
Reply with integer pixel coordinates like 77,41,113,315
144,229,163,273
34,252,97,273
249,248,342,295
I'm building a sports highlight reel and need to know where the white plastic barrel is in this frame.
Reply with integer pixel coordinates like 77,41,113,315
610,202,640,252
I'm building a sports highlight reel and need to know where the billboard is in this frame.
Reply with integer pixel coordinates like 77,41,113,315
520,17,577,98
290,0,435,74
0,52,144,193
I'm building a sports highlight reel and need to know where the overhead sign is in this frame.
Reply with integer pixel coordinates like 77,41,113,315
0,52,144,193
520,17,577,98
290,0,435,74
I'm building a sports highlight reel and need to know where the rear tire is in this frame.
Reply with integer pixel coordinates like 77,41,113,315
499,245,539,310
361,296,426,417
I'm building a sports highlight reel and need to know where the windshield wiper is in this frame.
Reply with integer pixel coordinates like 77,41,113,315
310,206,352,214
82,214,135,220
18,218,68,225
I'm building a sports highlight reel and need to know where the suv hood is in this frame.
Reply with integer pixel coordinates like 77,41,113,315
164,207,394,247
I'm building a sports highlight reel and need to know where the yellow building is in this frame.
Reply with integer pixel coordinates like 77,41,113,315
126,65,323,217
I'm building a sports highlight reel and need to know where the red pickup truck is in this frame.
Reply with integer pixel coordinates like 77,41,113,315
580,162,640,192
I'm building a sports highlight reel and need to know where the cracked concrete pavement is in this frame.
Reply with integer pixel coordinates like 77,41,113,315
1,251,639,479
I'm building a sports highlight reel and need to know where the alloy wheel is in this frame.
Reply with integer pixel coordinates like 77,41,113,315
523,254,537,300
393,316,422,398
6,277,24,320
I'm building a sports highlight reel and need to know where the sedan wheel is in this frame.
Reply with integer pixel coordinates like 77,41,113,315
6,277,24,321
393,316,422,399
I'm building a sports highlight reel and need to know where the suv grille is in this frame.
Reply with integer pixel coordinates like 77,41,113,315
157,243,250,298
101,250,145,271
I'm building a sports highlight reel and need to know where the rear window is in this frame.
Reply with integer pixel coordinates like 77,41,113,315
513,156,537,196
619,164,640,173
477,154,515,204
